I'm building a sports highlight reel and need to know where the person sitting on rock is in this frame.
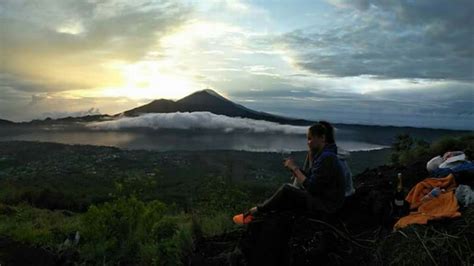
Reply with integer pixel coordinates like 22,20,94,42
233,121,346,224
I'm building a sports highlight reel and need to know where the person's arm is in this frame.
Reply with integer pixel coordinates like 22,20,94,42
301,156,337,195
290,166,307,184
284,158,307,183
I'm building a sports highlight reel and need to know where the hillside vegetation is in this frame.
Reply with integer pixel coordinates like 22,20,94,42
0,134,472,265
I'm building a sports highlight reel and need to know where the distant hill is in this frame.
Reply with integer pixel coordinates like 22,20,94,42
26,115,114,125
121,89,315,126
0,119,15,125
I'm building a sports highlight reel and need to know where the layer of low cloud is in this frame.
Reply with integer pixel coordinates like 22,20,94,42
88,112,308,134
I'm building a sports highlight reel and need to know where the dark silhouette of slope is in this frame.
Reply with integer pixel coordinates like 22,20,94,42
122,89,314,126
0,119,14,125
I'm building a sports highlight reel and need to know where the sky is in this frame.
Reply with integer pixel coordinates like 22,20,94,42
0,0,473,129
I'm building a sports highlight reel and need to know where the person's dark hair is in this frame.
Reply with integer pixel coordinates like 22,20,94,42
308,121,335,144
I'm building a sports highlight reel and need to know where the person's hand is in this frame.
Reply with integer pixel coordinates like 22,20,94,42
283,157,299,172
308,149,313,163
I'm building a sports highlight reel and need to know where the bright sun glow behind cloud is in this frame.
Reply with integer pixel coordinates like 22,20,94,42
56,21,84,35
90,20,246,100
96,60,201,100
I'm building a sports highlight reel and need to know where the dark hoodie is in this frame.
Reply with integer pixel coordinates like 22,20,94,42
301,143,346,213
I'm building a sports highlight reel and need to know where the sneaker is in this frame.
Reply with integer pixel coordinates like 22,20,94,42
233,210,255,225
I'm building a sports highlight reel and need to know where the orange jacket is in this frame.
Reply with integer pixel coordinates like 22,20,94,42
394,174,461,229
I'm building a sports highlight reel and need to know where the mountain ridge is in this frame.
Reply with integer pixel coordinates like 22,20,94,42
121,89,315,126
3,90,471,132
0,119,15,125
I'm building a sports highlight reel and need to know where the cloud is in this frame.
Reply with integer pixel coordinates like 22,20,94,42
1,0,471,130
0,72,78,94
280,0,474,80
88,112,308,134
0,0,192,93
29,95,47,106
231,80,474,130
0,92,144,122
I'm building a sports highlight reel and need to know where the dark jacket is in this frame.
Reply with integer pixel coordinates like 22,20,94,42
301,143,346,213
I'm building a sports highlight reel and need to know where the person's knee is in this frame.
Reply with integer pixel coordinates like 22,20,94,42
279,183,303,199
282,183,301,192
279,183,293,194
282,183,297,189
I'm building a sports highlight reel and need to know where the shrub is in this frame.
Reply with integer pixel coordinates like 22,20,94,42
0,203,80,248
79,197,193,265
391,133,473,166
430,134,474,160
190,176,253,236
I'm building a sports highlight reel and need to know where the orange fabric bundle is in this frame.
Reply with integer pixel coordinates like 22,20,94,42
394,174,461,229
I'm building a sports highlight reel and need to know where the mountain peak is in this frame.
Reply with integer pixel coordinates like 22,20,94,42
121,89,314,125
150,98,175,104
183,89,228,101
202,89,223,97
177,89,230,105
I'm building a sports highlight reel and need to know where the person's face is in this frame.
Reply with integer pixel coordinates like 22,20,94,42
307,130,326,152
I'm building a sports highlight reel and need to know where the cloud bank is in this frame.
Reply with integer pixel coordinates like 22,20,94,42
281,0,474,80
88,112,308,134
